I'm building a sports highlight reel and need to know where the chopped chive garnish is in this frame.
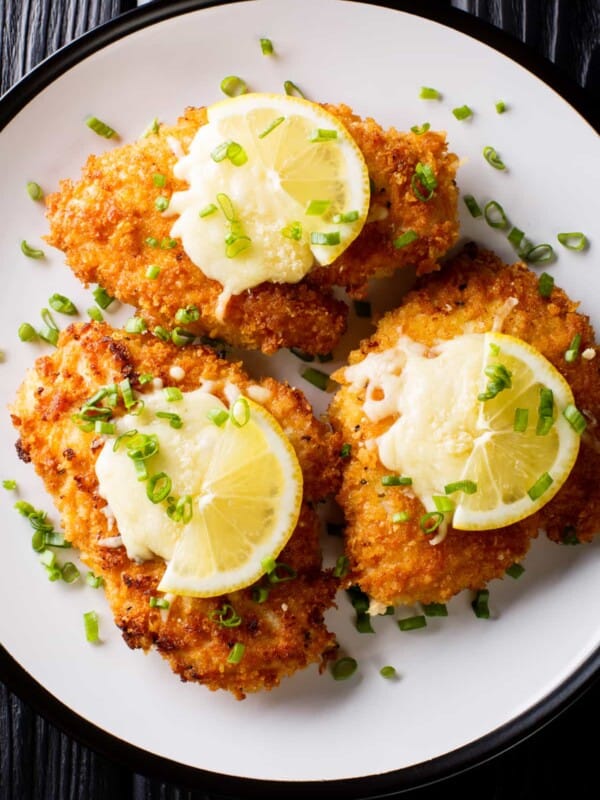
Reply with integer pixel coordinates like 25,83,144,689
392,511,411,523
227,642,246,664
527,471,553,501
48,293,77,315
419,86,441,100
92,286,114,309
226,236,252,257
21,240,44,259
483,145,506,170
164,386,183,402
522,243,555,264
162,237,178,249
152,173,166,187
153,325,171,342
381,475,412,486
267,562,297,584
199,203,218,218
410,122,430,135
283,80,305,98
444,480,477,495
513,407,529,432
471,589,490,619
463,195,482,218
85,116,117,139
478,362,512,401
310,231,340,246
309,128,338,142
565,333,582,362
419,511,444,534
333,555,349,578
171,327,195,346
258,116,285,138
83,610,100,642
332,210,359,223
260,37,274,55
281,221,303,240
18,322,37,342
145,237,159,248
210,603,241,627
174,305,200,325
398,615,427,631
220,75,247,97
340,443,352,458
380,665,397,679
26,181,43,201
536,387,554,436
331,656,357,680
125,317,147,334
38,308,59,346
146,472,172,503
422,602,448,617
145,265,160,279
305,199,330,216
230,397,250,427
563,403,587,434
505,563,525,579
356,611,374,634
353,299,371,317
537,272,554,298
411,162,437,202
557,232,587,251
507,226,525,247
211,140,248,166
393,229,419,249
154,196,169,212
252,586,270,603
495,100,507,113
156,411,183,429
86,571,104,588
139,373,154,384
452,105,473,120
149,596,170,609
483,200,508,229
208,408,229,427
94,420,115,435
433,495,455,513
61,562,80,583
144,118,160,137
2,479,17,490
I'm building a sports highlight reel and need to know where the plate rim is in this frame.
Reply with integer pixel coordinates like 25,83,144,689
0,0,598,795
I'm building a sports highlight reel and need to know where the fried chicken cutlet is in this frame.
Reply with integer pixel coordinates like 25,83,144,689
45,104,459,355
329,244,600,606
10,323,343,699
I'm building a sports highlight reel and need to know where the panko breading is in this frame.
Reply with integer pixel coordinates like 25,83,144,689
329,244,600,606
45,104,459,355
10,323,343,699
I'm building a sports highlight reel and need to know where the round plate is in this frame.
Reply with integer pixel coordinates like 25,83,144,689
0,1,598,796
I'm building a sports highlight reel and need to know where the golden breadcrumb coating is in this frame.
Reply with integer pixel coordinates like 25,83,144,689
329,244,600,606
10,323,344,699
45,104,459,355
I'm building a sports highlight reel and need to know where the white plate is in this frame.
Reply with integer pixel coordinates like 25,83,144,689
0,0,598,795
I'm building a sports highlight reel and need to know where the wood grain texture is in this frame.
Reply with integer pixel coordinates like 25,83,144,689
0,1,598,799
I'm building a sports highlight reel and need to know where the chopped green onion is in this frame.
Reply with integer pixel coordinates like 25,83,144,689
522,243,555,264
211,141,248,166
160,237,178,250
422,602,448,617
38,308,60,347
410,122,430,135
331,656,357,680
220,75,247,97
61,562,80,583
463,195,482,218
380,665,397,679
433,495,455,513
145,265,160,279
149,596,170,609
154,196,169,212
507,226,525,248
471,589,490,619
153,325,171,342
146,472,172,503
419,86,441,100
20,240,44,259
94,420,115,435
18,322,37,342
125,317,147,334
495,100,507,113
505,563,525,579
230,396,250,427
332,210,359,224
411,162,437,202
513,407,529,432
164,386,183,402
563,403,587,435
452,105,473,120
156,411,183,429
333,555,349,578
527,471,553,501
227,642,246,664
355,611,374,634
564,333,582,363
478,362,512,401
252,586,270,603
353,299,371,318
557,232,587,251
283,80,305,98
381,475,412,486
207,407,229,427
171,327,195,346
444,480,477,495
483,145,506,170
281,221,303,240
199,203,218,218
210,603,242,627
393,229,419,248
26,181,43,201
174,305,200,325
537,272,554,298
536,387,554,436
309,128,338,142
340,443,352,458
483,200,508,229
48,293,77,315
92,286,114,309
392,511,411,523
398,615,427,631
145,236,160,248
305,199,331,216
419,511,444,534
258,116,285,139
226,236,252,257
260,37,274,55
86,571,104,588
267,562,297,584
152,173,166,187
83,610,100,642
310,231,340,246
301,367,330,390
2,479,17,490
289,347,314,362
144,118,160,137
85,116,117,138
113,430,138,452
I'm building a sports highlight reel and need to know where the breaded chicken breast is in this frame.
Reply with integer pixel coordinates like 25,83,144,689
329,244,600,606
45,104,459,355
10,323,343,699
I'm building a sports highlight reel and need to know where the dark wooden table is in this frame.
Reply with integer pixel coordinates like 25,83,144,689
1,1,598,798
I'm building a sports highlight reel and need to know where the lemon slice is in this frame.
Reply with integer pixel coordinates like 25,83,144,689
452,332,581,530
169,92,370,312
158,397,303,597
